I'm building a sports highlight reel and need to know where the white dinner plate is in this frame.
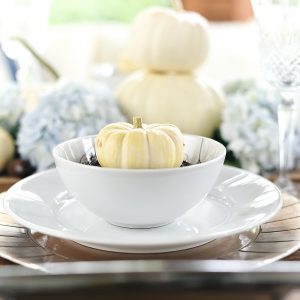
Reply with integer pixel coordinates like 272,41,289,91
4,166,282,253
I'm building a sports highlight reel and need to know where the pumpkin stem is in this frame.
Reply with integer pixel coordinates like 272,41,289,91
133,116,143,129
171,0,184,11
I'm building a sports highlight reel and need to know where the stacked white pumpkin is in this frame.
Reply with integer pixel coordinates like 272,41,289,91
117,4,226,137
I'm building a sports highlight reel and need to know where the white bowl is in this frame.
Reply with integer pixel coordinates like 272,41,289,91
53,134,226,228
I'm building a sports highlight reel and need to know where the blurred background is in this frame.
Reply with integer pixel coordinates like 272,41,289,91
0,0,258,85
1,0,290,184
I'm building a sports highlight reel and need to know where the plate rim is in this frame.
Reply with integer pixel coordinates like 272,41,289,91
4,166,282,252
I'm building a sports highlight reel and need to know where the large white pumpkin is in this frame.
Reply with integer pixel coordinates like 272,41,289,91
0,127,15,172
121,7,209,73
116,71,226,137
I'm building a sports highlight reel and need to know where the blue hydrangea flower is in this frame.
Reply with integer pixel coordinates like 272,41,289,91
17,82,125,171
221,80,300,174
0,84,24,134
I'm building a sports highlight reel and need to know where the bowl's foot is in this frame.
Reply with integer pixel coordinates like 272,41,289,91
74,239,213,253
107,220,173,229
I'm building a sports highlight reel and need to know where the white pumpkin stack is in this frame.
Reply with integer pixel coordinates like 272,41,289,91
117,2,226,137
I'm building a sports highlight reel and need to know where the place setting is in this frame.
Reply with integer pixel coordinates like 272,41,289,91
0,115,299,272
1,1,300,294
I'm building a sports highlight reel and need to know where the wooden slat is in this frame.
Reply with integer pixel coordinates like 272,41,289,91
0,176,19,193
267,172,300,182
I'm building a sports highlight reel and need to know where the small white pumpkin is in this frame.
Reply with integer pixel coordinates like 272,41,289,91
116,71,226,137
0,127,15,172
95,117,184,169
121,6,209,73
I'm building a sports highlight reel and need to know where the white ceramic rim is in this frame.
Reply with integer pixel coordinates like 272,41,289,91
52,134,227,174
4,166,282,250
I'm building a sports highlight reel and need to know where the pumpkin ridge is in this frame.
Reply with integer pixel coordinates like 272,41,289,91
100,123,131,135
118,133,126,169
148,124,180,130
159,127,184,166
120,132,128,169
100,129,123,140
145,129,151,169
155,129,177,167
150,14,164,70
